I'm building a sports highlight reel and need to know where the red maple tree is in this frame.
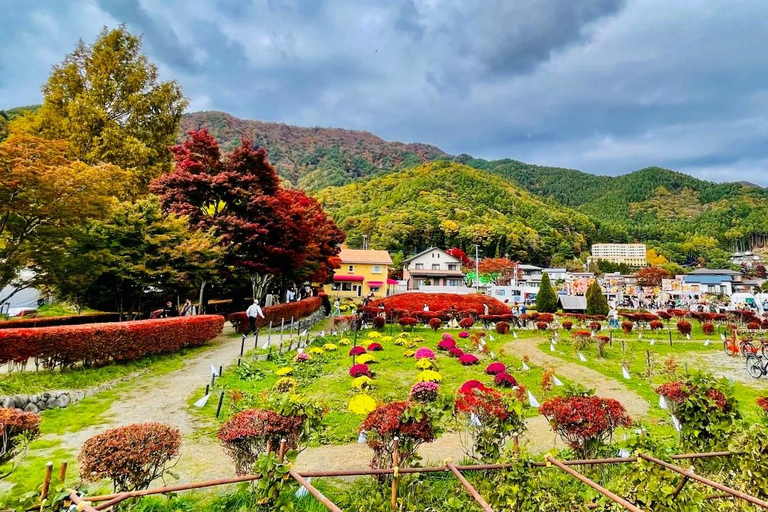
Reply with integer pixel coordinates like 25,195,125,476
151,130,344,299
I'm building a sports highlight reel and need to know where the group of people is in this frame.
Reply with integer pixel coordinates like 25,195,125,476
159,299,196,318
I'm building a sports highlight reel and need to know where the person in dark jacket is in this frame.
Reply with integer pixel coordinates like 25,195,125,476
162,301,178,318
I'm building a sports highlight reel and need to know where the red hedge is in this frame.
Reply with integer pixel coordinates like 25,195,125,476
536,321,548,331
677,320,692,335
459,318,474,328
495,322,510,334
372,316,386,329
0,315,224,367
428,318,442,331
562,321,573,331
0,312,121,330
228,297,322,333
371,293,508,316
621,321,633,334
702,322,715,335
649,320,664,331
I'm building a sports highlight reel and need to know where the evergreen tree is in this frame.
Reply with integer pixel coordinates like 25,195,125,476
535,272,558,313
586,280,609,316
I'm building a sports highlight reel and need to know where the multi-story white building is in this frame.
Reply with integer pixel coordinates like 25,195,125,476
589,243,647,267
402,247,467,291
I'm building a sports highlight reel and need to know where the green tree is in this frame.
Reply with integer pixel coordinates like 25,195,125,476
586,280,609,316
535,272,558,313
36,26,187,191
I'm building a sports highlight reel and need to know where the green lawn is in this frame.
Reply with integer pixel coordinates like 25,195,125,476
196,327,560,445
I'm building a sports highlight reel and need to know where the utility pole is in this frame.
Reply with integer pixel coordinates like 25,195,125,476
363,235,368,250
475,244,480,292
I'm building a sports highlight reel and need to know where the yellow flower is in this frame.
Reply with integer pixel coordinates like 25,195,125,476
274,377,297,393
380,336,394,343
416,370,442,383
393,339,405,346
367,331,382,339
403,350,416,357
415,358,433,370
405,340,418,349
356,354,376,365
275,367,293,376
398,332,410,338
351,376,374,390
308,347,324,355
323,343,338,351
348,394,377,415
338,338,352,346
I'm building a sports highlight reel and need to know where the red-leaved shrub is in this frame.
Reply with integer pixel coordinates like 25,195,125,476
588,321,601,332
621,321,634,334
485,362,506,375
455,383,526,459
0,408,41,467
494,372,517,388
398,317,418,330
361,401,436,469
539,396,631,458
0,316,224,368
80,423,181,491
428,318,442,331
562,321,573,331
748,321,761,331
0,313,120,330
217,409,304,475
371,293,508,316
349,363,372,377
495,322,510,334
459,354,479,365
459,318,474,329
448,347,464,358
349,346,367,356
677,320,692,335
650,320,664,331
702,322,715,335
372,316,386,329
536,321,548,331
757,397,768,418
228,297,322,333
367,343,383,351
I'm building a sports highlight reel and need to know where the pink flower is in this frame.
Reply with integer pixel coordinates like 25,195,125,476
485,362,506,375
414,347,436,360
459,354,479,366
437,339,456,351
458,331,470,339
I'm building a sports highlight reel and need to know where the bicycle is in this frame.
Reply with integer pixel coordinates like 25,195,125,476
723,333,768,358
746,355,767,379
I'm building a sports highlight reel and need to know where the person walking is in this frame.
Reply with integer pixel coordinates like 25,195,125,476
246,299,265,335
483,303,489,316
331,298,342,317
180,299,196,316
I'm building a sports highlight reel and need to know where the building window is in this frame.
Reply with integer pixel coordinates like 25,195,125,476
369,286,380,293
495,289,505,296
348,265,354,273
415,263,424,270
447,279,460,286
448,264,458,271
432,264,440,270
342,282,353,291
372,265,382,273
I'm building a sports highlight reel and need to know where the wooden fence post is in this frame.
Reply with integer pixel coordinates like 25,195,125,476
41,461,53,502
391,437,399,511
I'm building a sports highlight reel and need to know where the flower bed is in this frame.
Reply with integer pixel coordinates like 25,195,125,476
0,315,224,368
228,297,322,333
371,293,508,316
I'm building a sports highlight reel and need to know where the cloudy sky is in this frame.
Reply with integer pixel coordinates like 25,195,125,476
3,0,768,184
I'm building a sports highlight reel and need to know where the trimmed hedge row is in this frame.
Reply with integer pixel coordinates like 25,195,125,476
228,297,322,334
0,315,224,368
0,313,121,330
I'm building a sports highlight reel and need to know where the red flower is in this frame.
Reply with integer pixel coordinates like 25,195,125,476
349,346,367,356
349,364,372,378
562,321,573,331
448,347,465,358
459,354,479,366
367,343,383,351
485,362,506,375
437,339,457,351
494,372,517,388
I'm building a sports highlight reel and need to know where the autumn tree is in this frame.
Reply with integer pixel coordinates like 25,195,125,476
634,266,671,287
446,247,470,266
35,26,186,191
477,258,520,285
586,280,609,316
42,197,223,317
536,272,558,313
0,136,123,306
152,130,344,301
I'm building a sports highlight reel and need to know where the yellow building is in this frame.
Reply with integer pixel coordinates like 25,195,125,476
324,248,394,299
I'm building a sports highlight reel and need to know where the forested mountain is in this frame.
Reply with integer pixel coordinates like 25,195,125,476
180,111,446,190
315,161,596,265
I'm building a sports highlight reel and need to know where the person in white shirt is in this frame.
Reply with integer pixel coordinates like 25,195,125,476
423,303,430,312
245,299,265,334
331,299,341,317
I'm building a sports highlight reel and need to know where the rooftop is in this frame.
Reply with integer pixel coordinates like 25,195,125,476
688,268,741,276
338,248,393,265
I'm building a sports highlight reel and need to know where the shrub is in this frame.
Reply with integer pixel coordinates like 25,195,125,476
458,331,470,338
0,312,120,330
562,321,573,331
294,353,309,362
676,320,692,335
448,347,464,358
539,395,631,459
748,321,761,331
349,364,372,378
494,372,517,388
371,293,508,316
459,318,474,329
649,320,664,331
621,321,633,334
437,339,456,351
403,350,415,357
275,367,293,376
656,374,739,452
485,362,506,375
349,346,367,356
361,401,438,469
0,315,224,368
398,317,418,330
414,347,436,360
459,354,479,366
80,423,181,490
588,321,601,332
356,354,376,365
367,342,383,352
351,376,373,390
702,322,715,335
415,358,433,370
348,394,377,415
428,318,442,331
441,332,454,340
535,321,548,331
372,316,386,329
455,384,526,460
758,396,768,418
495,322,510,334
273,377,297,393
228,297,322,333
0,408,41,470
410,382,440,403
416,370,442,383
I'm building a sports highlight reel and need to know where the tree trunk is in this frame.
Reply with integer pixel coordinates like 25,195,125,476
251,274,274,303
198,280,207,314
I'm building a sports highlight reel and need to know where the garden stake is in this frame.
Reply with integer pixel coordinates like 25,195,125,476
266,439,273,454
219,365,223,378
391,437,399,511
254,328,259,350
267,320,272,346
280,317,285,343
205,384,209,396
41,461,53,502
278,439,287,463
237,358,241,367
240,335,245,356
669,330,673,347
290,316,294,339
621,339,625,356
352,313,360,365
59,461,68,483
215,391,225,418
